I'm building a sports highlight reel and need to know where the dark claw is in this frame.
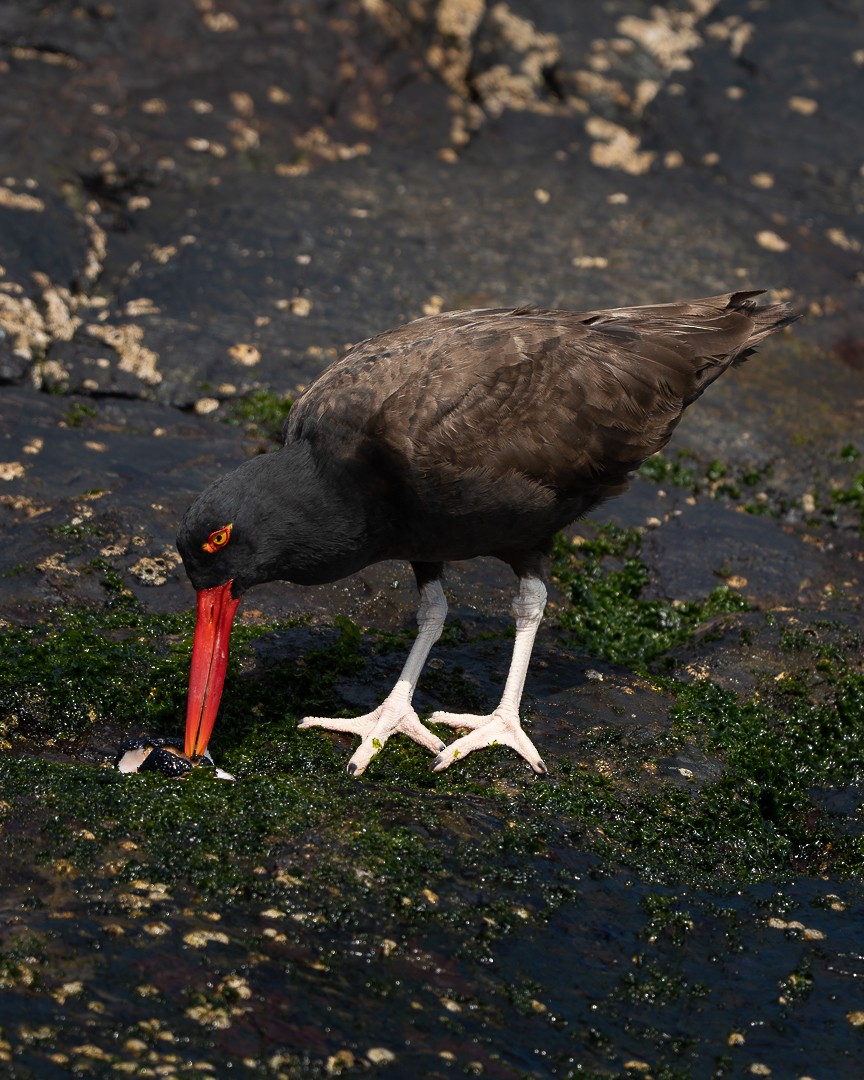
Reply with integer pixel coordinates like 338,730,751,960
347,761,357,775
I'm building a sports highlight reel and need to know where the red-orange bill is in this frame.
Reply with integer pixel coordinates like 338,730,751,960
184,580,241,759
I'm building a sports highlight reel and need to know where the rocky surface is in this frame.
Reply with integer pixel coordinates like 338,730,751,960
0,1,862,1077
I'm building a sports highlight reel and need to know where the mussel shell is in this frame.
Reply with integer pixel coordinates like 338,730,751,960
138,746,194,776
115,737,217,778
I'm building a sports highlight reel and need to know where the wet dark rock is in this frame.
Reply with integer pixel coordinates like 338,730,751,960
808,786,864,838
0,1,862,1075
2,0,862,407
640,496,837,605
834,338,864,371
0,193,85,289
658,746,725,789
0,330,29,384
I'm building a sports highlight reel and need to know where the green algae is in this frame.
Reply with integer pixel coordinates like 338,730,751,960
832,469,864,531
0,564,352,753
552,525,750,670
637,450,698,490
636,445,864,527
637,451,772,501
61,402,98,428
223,389,294,442
0,609,188,745
1,457,862,1077
1,620,861,927
0,539,861,914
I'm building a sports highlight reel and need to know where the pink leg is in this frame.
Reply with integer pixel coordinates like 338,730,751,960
431,576,547,774
299,580,448,775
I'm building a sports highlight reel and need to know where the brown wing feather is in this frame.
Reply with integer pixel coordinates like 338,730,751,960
288,293,793,497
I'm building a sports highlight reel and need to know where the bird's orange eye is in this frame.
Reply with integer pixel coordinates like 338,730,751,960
202,523,233,554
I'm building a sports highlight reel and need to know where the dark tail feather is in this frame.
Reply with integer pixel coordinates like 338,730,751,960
727,289,801,364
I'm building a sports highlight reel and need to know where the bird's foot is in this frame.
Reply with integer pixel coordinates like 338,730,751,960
430,706,547,774
299,696,445,777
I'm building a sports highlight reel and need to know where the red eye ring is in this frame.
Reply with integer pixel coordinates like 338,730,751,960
202,523,233,554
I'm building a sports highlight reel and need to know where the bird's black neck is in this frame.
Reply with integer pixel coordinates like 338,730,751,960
254,440,379,586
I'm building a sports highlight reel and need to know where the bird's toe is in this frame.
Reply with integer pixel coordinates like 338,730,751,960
400,715,447,754
428,709,492,730
346,736,386,776
298,713,375,736
299,700,446,773
430,708,546,773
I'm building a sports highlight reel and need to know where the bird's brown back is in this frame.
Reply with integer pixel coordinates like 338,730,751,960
287,291,795,501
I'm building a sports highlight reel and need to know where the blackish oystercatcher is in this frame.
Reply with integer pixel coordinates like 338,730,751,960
177,291,796,775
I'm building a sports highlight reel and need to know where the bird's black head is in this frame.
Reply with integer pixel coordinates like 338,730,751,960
177,453,291,597
177,445,337,761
